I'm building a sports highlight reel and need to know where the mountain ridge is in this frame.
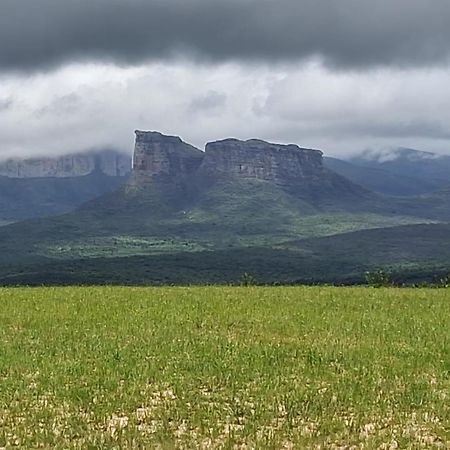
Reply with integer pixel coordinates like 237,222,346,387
0,131,448,285
0,149,132,222
0,149,131,178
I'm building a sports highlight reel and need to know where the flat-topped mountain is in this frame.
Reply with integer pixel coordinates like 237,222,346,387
0,150,130,178
131,131,203,185
0,150,131,222
200,138,323,182
126,131,373,210
131,131,325,184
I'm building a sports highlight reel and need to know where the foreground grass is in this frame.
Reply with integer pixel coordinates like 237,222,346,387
0,287,449,449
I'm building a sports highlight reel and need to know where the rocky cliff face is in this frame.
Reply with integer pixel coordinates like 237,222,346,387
130,131,204,186
199,138,324,186
0,150,131,178
130,132,325,186
127,132,370,209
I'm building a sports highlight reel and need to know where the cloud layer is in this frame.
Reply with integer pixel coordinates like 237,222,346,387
2,0,450,71
2,61,450,160
1,1,450,159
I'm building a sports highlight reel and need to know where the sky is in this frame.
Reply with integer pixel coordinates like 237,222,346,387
1,0,450,159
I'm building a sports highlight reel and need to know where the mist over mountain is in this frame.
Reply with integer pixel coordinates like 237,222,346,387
349,148,450,188
0,150,130,178
325,147,450,196
0,150,131,222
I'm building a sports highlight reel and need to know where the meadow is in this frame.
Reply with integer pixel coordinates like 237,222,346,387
0,286,449,448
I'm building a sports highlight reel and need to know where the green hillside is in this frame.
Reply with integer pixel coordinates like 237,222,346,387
0,171,448,286
0,173,437,266
324,157,442,196
0,172,129,221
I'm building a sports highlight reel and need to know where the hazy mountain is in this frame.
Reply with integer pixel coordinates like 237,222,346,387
0,150,131,222
323,147,450,197
323,157,441,196
347,147,450,192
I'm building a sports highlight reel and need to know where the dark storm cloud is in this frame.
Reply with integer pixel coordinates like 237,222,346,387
2,0,450,71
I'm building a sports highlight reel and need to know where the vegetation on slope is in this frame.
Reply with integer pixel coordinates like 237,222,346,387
0,172,129,222
0,163,448,285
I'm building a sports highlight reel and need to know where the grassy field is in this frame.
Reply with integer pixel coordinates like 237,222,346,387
0,287,449,448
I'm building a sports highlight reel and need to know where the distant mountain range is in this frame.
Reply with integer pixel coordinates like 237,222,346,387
0,133,448,285
0,150,131,221
324,148,450,196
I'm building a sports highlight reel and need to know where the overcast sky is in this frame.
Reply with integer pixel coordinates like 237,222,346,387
1,0,450,159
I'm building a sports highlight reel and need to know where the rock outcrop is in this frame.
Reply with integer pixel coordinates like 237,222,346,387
130,131,204,186
130,132,325,186
127,131,371,209
0,150,131,178
199,138,324,186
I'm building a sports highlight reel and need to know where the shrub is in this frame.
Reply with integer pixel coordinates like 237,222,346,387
240,273,257,286
365,269,392,288
439,273,450,288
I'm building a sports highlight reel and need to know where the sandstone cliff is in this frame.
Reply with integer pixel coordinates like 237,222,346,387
130,131,204,186
0,150,131,178
126,131,371,211
200,138,323,186
130,132,325,186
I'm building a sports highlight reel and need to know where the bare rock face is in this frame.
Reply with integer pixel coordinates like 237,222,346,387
0,150,131,178
199,138,324,186
127,132,367,207
130,133,325,188
131,131,204,186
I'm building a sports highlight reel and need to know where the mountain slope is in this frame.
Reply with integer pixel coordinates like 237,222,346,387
324,157,441,196
0,150,131,222
0,132,448,285
348,147,450,191
0,171,129,221
32,134,425,238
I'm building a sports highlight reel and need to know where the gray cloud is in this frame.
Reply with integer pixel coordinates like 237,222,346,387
188,91,227,113
2,0,450,71
36,93,82,117
1,61,450,161
0,97,14,111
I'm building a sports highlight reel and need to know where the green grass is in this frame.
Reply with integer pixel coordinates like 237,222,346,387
0,287,449,448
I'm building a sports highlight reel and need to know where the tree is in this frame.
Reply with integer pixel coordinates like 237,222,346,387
365,269,392,288
240,273,257,286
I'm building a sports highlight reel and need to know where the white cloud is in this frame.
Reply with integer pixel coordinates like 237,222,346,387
1,61,450,161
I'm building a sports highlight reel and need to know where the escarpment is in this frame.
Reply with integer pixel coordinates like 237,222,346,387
127,131,373,205
199,138,324,186
130,131,204,186
0,151,131,179
129,131,327,189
